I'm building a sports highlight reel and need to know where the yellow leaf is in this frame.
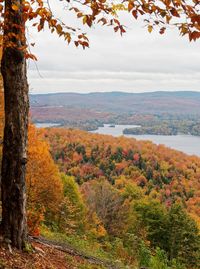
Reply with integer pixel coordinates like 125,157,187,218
148,25,153,33
83,16,87,25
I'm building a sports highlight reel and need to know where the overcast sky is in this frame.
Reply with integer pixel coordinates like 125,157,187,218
27,2,200,94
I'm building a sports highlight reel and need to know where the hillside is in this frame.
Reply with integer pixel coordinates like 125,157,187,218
30,91,200,133
44,128,200,222
0,237,109,269
30,91,200,114
0,121,200,268
40,127,200,268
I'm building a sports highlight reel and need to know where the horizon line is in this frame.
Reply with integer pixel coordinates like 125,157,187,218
30,90,200,95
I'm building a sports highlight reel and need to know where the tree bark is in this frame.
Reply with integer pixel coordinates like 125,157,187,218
0,0,29,249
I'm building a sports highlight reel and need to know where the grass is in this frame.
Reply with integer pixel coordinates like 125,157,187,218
41,227,135,269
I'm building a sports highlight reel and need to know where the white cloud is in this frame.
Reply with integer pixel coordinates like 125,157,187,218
27,2,200,94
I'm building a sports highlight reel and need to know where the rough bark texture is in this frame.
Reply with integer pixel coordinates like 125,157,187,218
0,0,29,249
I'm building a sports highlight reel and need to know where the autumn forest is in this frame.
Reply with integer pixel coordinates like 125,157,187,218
1,83,200,268
0,0,200,268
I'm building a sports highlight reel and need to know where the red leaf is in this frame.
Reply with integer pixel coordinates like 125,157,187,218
170,8,180,17
114,26,119,32
132,10,138,19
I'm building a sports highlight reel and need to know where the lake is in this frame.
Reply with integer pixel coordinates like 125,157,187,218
35,123,61,128
91,124,200,157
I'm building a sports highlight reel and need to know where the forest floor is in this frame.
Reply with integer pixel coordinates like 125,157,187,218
0,237,114,269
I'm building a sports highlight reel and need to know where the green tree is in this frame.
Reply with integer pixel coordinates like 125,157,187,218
167,203,200,268
133,199,200,267
133,198,168,250
150,247,169,269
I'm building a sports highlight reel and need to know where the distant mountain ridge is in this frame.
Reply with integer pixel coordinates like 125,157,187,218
30,91,200,114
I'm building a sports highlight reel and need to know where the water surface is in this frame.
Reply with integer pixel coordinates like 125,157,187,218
92,124,200,156
35,123,61,128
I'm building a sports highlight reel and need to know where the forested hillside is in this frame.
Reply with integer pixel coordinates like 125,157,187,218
40,127,200,268
0,0,200,266
30,92,200,114
44,128,200,224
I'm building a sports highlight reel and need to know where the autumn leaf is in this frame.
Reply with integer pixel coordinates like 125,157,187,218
83,16,87,25
148,25,153,33
56,24,63,34
170,7,180,17
159,27,166,34
25,53,37,61
132,10,138,19
128,2,134,12
11,4,19,11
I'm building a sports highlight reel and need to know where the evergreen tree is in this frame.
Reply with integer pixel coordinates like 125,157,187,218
133,199,168,250
167,204,200,268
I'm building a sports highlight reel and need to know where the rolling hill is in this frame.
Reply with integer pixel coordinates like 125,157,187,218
30,91,200,114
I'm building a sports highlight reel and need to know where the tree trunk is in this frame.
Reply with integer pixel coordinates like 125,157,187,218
0,0,29,249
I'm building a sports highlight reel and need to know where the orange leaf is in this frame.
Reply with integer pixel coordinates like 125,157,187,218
0,4,3,12
77,12,83,18
12,4,19,11
56,24,63,34
128,2,134,12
